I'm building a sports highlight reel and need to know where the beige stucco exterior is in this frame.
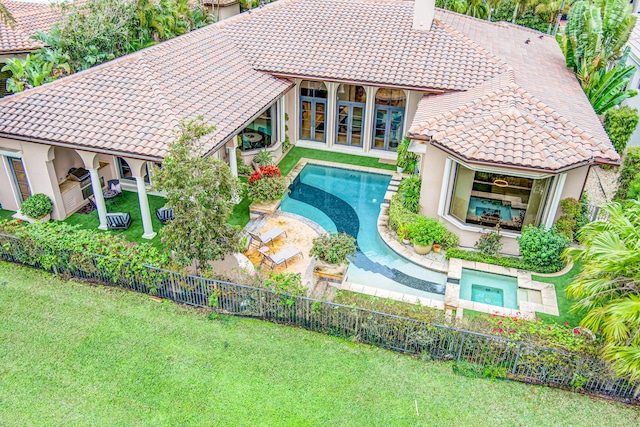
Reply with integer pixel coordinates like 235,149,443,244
416,143,589,255
211,3,241,21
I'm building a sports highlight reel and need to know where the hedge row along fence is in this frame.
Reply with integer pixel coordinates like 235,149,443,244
0,233,637,405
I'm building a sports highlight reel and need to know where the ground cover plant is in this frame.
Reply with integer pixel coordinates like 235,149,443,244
1,262,638,426
614,147,640,201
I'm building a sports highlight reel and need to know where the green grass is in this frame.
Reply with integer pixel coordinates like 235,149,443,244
64,190,167,248
1,262,637,426
278,146,397,176
534,263,586,327
0,209,15,221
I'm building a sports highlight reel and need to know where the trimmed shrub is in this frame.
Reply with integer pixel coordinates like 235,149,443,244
445,248,564,274
615,147,640,201
389,193,419,233
397,176,421,213
554,198,586,241
604,106,639,154
517,225,569,270
20,194,53,219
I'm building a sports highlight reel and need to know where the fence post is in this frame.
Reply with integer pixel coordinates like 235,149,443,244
512,344,523,376
456,331,466,362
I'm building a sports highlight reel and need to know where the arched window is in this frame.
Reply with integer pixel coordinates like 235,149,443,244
336,84,366,147
373,89,406,151
300,80,327,142
117,158,149,183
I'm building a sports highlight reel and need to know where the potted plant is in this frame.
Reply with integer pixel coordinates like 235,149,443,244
311,232,357,282
17,193,53,223
252,149,273,170
396,137,419,174
398,223,411,244
406,216,439,255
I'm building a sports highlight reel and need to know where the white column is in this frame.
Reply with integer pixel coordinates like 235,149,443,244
89,168,108,230
437,158,453,217
325,82,338,148
135,176,156,239
363,86,377,153
544,173,567,230
227,146,238,177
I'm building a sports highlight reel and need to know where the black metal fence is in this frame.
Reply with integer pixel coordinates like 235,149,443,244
0,233,637,404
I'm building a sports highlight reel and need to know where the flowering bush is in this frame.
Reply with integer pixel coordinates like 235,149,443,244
246,166,288,202
310,232,357,264
485,314,596,354
474,226,502,256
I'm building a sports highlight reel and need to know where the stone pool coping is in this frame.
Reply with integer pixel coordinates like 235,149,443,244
446,259,559,320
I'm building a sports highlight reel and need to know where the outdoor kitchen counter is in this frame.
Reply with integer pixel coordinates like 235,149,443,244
58,178,80,194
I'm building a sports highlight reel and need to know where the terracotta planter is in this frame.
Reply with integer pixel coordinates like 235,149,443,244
413,242,433,255
313,259,348,284
433,244,442,253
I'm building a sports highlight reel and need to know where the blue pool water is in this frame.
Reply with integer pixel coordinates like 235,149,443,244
459,269,518,309
280,164,446,299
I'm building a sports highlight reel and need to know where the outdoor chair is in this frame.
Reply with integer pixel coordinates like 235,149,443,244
248,227,287,248
107,179,123,197
155,207,175,225
106,212,132,231
260,246,302,269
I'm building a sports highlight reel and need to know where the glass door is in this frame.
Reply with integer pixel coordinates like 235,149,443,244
300,98,326,142
336,101,364,147
373,106,404,151
8,157,31,201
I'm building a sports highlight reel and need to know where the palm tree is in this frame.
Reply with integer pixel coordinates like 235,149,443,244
0,1,15,29
486,0,502,21
535,0,572,34
565,201,640,380
511,0,531,23
466,0,489,19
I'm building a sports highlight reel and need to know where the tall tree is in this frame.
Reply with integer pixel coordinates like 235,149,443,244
566,201,640,381
151,118,244,273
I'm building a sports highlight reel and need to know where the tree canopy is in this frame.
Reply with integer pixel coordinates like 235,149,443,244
566,201,640,381
151,118,244,271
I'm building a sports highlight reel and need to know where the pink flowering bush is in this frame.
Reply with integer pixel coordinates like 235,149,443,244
485,314,597,354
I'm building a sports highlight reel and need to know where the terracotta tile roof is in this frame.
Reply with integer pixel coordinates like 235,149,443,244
409,71,618,171
0,1,63,53
0,26,293,159
408,10,618,171
218,0,508,90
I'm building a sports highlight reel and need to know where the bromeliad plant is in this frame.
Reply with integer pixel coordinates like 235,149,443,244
246,165,288,203
310,232,357,265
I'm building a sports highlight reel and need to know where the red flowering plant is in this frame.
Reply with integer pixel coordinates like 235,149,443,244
247,165,288,203
485,314,598,354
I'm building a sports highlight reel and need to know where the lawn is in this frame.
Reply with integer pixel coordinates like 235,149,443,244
0,209,15,221
534,263,586,327
1,262,638,426
64,190,167,248
278,146,397,176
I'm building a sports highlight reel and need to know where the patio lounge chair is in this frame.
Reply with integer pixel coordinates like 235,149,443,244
106,212,132,230
248,227,287,248
155,207,175,225
261,246,302,269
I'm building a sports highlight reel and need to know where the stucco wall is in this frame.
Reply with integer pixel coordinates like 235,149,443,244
552,165,589,222
213,3,241,21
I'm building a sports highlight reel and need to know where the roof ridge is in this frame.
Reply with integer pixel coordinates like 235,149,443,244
136,55,181,130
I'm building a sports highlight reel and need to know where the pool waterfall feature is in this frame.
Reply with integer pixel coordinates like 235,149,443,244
280,164,447,299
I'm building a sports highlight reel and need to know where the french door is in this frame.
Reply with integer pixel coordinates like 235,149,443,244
300,98,326,142
336,101,364,147
373,107,404,151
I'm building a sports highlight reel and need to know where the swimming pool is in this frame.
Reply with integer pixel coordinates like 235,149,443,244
280,164,447,300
